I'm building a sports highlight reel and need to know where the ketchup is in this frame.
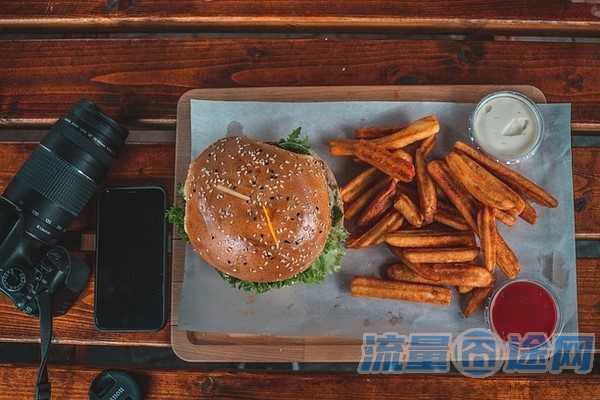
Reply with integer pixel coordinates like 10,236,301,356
490,280,558,342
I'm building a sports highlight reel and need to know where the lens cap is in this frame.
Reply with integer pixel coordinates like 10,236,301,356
89,370,142,400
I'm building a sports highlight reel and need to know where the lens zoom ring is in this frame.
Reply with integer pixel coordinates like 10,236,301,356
16,147,96,215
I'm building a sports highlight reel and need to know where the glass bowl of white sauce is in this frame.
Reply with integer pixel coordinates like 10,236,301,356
469,91,544,164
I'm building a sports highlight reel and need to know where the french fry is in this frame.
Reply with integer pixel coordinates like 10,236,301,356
354,126,403,139
347,211,404,248
388,212,406,230
519,199,538,225
415,147,437,224
440,162,481,228
365,217,406,246
419,134,437,158
402,247,479,264
341,167,380,203
427,160,478,231
354,141,415,182
462,285,494,317
394,193,424,227
478,207,497,273
388,246,439,280
328,139,355,156
374,213,405,245
356,179,398,228
445,152,520,211
351,276,452,305
457,286,473,294
433,208,470,231
385,264,441,285
454,141,558,208
392,148,414,164
496,231,520,279
495,208,517,226
385,230,475,248
387,264,493,288
330,139,413,163
427,264,493,287
345,230,366,249
461,152,526,215
344,178,391,220
372,115,440,150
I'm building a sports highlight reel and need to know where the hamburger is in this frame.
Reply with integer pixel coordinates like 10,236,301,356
167,129,347,293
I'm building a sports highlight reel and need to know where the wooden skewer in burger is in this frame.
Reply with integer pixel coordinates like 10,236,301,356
214,184,279,247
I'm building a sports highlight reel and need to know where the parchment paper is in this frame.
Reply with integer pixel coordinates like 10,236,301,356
178,100,576,338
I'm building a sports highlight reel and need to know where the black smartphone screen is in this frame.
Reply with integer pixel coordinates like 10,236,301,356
95,187,166,331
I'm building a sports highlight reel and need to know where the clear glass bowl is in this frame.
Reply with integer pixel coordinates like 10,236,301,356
484,278,562,350
468,91,544,165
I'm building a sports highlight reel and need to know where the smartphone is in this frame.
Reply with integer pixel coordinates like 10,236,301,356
95,186,167,331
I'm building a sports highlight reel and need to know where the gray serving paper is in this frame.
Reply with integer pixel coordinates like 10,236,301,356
178,100,576,339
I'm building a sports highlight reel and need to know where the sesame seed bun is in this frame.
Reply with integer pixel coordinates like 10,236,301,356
184,136,335,282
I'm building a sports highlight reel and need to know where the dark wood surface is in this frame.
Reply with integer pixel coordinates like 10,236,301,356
1,364,600,399
1,1,600,34
0,141,598,346
0,143,173,346
3,38,600,131
2,6,600,396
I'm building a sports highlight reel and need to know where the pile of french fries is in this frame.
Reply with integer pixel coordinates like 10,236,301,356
330,115,558,316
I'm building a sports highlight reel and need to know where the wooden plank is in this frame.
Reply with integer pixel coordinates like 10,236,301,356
2,39,600,130
0,138,597,347
0,143,175,235
577,258,600,338
573,147,600,239
2,364,600,400
1,1,600,34
0,143,174,346
0,268,171,347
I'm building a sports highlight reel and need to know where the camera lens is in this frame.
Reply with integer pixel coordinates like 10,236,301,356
3,101,128,245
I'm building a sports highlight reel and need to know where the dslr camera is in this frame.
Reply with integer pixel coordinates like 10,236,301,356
0,101,128,399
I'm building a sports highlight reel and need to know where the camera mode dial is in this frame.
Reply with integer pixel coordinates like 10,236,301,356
2,266,27,292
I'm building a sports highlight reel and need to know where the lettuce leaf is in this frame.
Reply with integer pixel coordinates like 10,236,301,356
165,183,187,241
277,127,311,155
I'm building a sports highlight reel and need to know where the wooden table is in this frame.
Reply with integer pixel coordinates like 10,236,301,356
1,1,600,398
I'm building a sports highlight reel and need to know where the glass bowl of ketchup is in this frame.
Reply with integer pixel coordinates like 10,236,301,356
487,279,560,348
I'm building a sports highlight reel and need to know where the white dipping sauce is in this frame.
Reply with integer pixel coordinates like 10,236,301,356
472,94,541,162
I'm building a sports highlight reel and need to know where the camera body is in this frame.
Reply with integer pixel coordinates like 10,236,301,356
0,197,89,316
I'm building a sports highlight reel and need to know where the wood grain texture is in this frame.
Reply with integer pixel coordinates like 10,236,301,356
0,143,174,346
2,39,600,129
0,144,598,347
2,364,600,400
1,1,600,34
577,258,600,338
573,148,600,239
0,143,175,237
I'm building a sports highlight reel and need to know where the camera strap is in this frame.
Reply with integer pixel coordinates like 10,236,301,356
35,290,52,400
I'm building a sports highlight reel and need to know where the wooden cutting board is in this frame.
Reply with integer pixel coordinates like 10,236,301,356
171,85,546,362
